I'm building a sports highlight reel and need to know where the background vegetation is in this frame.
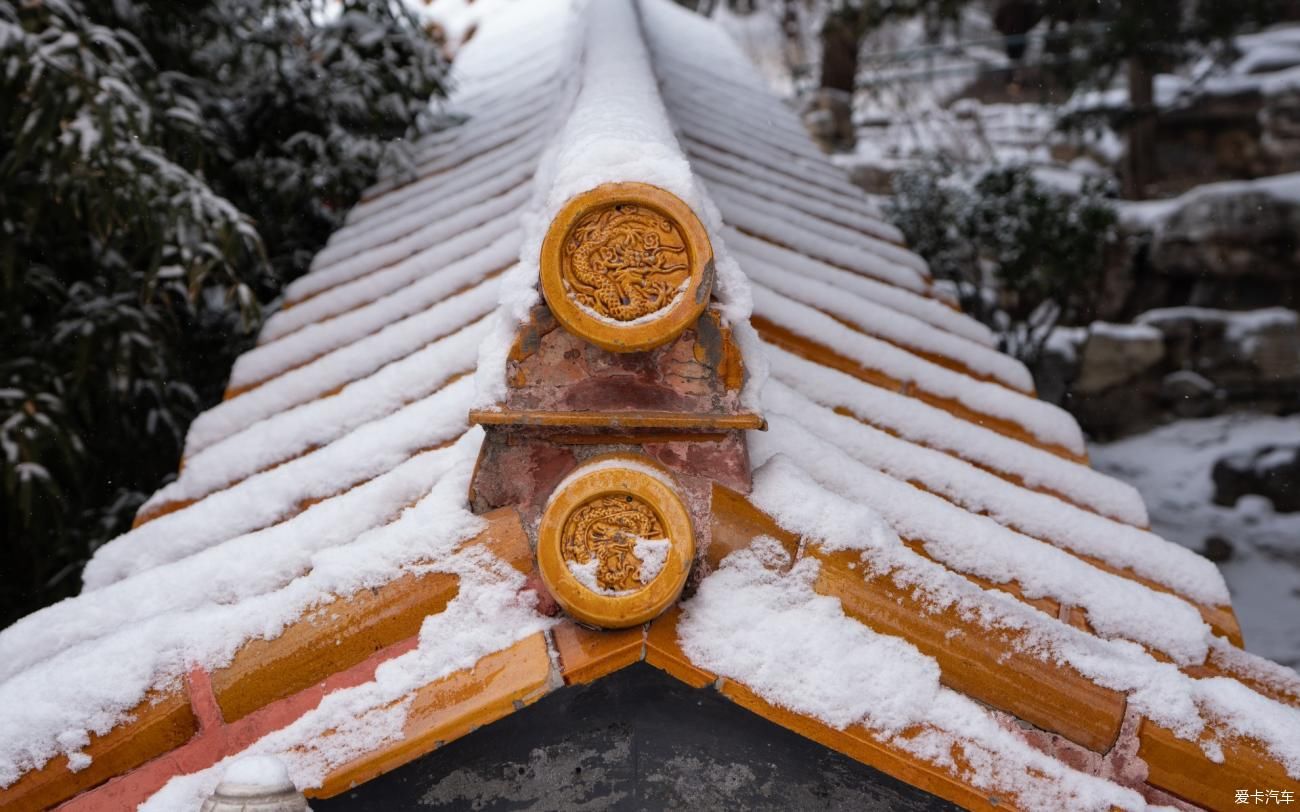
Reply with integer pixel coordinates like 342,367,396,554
1,0,446,626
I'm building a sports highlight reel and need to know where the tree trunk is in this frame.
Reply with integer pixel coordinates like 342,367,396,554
818,11,860,94
1123,56,1157,200
807,10,860,152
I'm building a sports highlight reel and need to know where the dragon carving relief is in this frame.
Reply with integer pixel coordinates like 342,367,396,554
561,493,667,592
561,203,691,322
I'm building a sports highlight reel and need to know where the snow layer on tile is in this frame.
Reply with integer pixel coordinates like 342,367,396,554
755,287,1087,456
1207,636,1300,702
314,151,534,271
726,227,993,346
670,107,857,199
764,346,1147,523
671,99,855,182
263,187,526,345
750,415,1211,663
680,538,943,732
86,375,477,590
0,433,501,786
763,380,1228,606
444,48,567,112
677,539,1153,811
0,434,474,687
234,232,516,389
691,151,901,243
145,318,489,514
668,95,846,180
726,228,993,345
350,128,541,232
748,260,1031,391
186,279,498,456
360,87,550,209
706,179,926,275
711,188,929,293
405,94,548,179
440,0,572,81
640,0,766,86
662,69,809,139
684,137,884,221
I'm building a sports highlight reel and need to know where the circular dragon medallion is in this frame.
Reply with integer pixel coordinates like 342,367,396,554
537,454,695,629
541,183,714,353
561,203,690,323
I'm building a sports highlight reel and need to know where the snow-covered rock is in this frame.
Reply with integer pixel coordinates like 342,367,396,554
1149,173,1300,289
1074,322,1165,394
1213,443,1300,513
1138,306,1300,386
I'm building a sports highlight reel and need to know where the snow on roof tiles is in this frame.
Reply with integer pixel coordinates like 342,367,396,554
1,0,1297,809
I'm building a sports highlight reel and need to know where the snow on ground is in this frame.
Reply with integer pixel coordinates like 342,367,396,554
1090,413,1300,671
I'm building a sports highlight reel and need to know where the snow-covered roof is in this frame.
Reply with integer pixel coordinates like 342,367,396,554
2,0,1299,810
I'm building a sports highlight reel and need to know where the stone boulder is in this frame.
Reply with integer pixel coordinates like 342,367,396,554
1261,70,1300,166
1137,307,1300,394
1073,323,1165,394
1212,444,1300,513
1148,175,1300,308
1158,370,1222,418
1058,322,1166,438
1039,308,1300,438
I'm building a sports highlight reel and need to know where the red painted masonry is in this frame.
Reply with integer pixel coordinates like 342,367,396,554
57,635,421,811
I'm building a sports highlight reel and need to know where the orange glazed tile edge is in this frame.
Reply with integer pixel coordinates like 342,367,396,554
5,508,534,811
1138,720,1300,812
211,571,462,722
468,408,765,430
718,679,1002,812
211,505,528,723
551,621,644,686
0,688,197,812
310,633,554,799
810,544,1128,754
711,483,1128,753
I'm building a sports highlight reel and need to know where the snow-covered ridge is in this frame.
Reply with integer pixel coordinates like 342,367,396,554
473,0,764,410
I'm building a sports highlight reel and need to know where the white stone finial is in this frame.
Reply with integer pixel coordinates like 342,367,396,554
200,755,307,812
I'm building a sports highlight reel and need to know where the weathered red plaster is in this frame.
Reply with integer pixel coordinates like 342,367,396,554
504,305,745,415
57,635,421,811
1010,702,1201,811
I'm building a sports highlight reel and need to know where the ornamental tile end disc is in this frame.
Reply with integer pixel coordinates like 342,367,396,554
540,183,714,353
537,453,695,629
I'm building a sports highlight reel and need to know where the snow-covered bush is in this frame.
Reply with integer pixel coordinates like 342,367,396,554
887,164,1118,362
0,0,446,625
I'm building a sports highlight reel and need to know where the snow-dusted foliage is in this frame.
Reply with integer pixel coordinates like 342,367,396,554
0,0,446,626
887,164,1118,362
